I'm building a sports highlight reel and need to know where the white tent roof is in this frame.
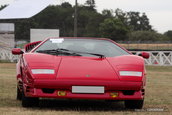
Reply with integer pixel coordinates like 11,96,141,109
0,0,55,19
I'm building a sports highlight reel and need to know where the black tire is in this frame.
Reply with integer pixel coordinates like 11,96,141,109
17,87,22,101
124,99,144,109
22,91,39,107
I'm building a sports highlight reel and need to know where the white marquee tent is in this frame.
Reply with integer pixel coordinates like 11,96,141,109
0,0,55,19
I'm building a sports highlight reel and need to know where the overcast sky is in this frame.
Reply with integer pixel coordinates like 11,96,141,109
0,0,172,33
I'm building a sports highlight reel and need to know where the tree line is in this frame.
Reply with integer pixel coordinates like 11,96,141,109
0,0,172,42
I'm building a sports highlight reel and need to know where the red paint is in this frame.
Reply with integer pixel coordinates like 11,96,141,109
139,52,150,59
13,37,148,101
12,48,23,55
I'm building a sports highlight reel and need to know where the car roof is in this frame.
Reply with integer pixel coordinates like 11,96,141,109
46,37,110,40
44,37,115,43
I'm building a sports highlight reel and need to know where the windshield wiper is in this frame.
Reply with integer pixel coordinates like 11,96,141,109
36,49,81,56
58,48,105,58
36,48,105,58
36,49,56,53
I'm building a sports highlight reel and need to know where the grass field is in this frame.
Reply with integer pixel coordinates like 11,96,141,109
0,63,172,115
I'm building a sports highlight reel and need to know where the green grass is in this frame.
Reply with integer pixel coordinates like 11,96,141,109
0,60,11,63
0,63,172,115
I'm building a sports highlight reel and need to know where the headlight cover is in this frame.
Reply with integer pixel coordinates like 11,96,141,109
119,71,142,77
31,69,55,74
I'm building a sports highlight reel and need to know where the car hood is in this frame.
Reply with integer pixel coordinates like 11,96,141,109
23,53,144,81
57,56,118,81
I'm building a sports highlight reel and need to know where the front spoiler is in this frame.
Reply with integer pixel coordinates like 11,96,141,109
33,79,142,91
26,89,144,100
24,80,144,100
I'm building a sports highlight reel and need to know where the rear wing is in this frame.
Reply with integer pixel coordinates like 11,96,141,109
24,41,42,52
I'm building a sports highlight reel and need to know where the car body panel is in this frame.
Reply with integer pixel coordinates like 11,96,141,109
13,37,147,101
57,56,119,81
107,55,145,82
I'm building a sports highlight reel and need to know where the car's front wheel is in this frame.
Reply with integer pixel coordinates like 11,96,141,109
124,99,144,109
22,91,39,107
17,87,22,100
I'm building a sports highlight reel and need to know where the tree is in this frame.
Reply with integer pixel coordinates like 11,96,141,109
114,9,153,31
61,2,72,8
15,20,31,41
0,5,7,11
164,30,172,41
13,2,155,41
102,9,114,18
99,18,129,40
32,3,74,36
114,8,127,25
84,12,104,37
139,13,152,31
85,0,95,9
126,12,152,31
76,4,104,37
15,3,74,41
129,31,169,42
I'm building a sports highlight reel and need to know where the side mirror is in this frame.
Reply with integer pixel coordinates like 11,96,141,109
138,52,150,59
12,48,24,55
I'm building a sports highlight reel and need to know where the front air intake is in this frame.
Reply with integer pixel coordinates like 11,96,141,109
122,90,135,95
42,88,55,94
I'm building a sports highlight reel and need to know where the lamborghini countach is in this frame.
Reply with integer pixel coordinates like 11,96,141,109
12,37,149,109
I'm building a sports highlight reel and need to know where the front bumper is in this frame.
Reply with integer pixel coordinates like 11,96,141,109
24,79,144,100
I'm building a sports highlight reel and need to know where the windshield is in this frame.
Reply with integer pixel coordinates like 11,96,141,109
34,38,129,57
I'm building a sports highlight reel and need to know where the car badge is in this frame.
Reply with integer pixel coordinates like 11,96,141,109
85,75,91,77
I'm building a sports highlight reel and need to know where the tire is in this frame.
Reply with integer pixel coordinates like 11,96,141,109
124,99,144,109
17,87,22,101
22,91,39,107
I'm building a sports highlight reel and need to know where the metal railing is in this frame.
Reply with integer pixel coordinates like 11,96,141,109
0,49,18,62
132,51,172,66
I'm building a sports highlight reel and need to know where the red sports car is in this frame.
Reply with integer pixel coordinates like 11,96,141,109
12,37,149,109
